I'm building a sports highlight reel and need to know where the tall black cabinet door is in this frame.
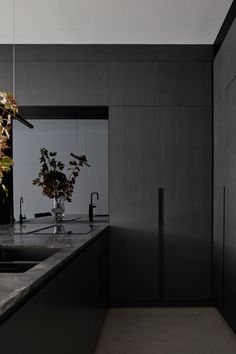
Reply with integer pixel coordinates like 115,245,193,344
224,78,236,332
109,107,161,303
162,107,212,301
213,98,225,313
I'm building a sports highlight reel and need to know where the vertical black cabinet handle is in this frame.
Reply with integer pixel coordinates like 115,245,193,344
159,188,164,235
222,185,226,309
158,188,164,300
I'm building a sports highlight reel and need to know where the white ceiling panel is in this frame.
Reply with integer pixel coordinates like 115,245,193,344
0,0,233,44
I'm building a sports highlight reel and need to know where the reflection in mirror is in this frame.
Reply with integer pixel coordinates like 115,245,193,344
13,119,108,219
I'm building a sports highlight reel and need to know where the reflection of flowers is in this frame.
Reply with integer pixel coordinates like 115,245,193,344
0,92,17,194
33,148,90,203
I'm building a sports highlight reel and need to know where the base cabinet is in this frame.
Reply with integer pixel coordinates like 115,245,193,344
0,229,109,354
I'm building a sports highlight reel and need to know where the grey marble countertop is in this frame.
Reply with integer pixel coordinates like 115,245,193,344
0,214,109,322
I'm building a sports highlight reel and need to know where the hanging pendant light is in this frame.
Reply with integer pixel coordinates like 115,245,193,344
3,107,34,129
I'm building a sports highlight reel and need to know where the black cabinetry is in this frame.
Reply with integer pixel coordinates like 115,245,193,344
213,18,236,333
224,78,236,331
110,106,212,304
110,107,161,303
213,98,225,313
109,61,211,106
15,61,108,106
162,107,212,301
0,229,109,354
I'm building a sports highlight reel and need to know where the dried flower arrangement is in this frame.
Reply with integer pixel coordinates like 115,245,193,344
33,148,90,204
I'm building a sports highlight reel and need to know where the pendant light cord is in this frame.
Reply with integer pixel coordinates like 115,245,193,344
12,0,16,97
5,0,34,129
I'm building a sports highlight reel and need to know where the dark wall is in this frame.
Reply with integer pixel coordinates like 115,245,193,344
213,19,236,331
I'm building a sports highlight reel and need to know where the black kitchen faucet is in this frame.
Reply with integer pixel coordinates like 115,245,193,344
89,192,99,222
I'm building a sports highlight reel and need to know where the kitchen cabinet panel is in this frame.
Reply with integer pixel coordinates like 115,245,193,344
109,106,212,304
223,19,236,90
109,106,162,303
224,77,236,332
224,184,236,332
214,19,236,95
0,62,13,92
109,62,163,105
161,62,212,106
214,50,225,103
213,19,236,333
40,247,95,354
106,45,213,62
15,61,108,106
213,98,225,313
14,44,213,62
162,107,212,301
109,61,211,106
0,294,43,354
41,229,109,354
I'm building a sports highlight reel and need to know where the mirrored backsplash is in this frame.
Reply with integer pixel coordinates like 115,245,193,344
13,119,108,219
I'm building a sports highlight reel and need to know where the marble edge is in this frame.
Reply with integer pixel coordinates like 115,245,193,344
0,224,109,321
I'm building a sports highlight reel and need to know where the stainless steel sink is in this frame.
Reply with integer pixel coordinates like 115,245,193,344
0,246,60,273
0,262,39,273
0,247,59,262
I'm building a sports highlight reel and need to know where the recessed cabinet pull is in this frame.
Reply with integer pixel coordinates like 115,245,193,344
222,185,226,308
158,188,164,300
158,188,164,236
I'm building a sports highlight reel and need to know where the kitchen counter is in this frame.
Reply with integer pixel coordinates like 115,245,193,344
0,215,109,323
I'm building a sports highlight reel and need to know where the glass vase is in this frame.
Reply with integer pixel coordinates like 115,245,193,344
52,198,65,222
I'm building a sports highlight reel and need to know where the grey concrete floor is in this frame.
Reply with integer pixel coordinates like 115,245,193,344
95,307,236,354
